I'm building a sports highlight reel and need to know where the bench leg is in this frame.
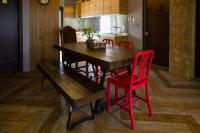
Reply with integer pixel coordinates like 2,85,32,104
67,106,73,130
41,76,45,91
66,102,96,130
90,102,95,119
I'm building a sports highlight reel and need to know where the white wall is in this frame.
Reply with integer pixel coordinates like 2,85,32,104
128,0,143,50
22,0,30,72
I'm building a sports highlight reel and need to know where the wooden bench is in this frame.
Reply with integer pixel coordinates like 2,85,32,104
37,61,105,130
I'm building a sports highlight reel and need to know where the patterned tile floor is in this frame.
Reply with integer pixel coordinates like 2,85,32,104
0,67,200,133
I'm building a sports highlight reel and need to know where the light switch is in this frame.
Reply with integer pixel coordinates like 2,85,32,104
2,0,8,4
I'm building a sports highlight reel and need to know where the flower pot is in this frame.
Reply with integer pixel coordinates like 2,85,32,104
86,38,95,48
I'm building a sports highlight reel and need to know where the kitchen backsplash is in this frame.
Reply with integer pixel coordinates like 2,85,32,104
63,14,127,34
64,17,100,31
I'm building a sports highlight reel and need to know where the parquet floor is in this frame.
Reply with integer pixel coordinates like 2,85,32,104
0,67,200,133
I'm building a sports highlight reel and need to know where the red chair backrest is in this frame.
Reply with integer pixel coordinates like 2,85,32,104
119,41,135,51
61,26,77,44
103,39,114,46
131,50,154,86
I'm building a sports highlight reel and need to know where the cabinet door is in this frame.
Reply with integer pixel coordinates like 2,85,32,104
110,0,119,14
85,1,90,16
96,0,104,15
75,2,81,18
81,2,86,17
90,0,96,16
119,0,128,14
64,5,75,18
115,36,128,45
104,0,111,14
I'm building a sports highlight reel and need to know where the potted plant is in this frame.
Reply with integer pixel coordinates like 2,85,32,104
82,26,96,48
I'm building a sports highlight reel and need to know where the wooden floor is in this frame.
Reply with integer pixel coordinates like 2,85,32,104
0,67,200,133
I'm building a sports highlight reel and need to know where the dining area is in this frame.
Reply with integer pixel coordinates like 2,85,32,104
36,25,155,130
1,0,200,132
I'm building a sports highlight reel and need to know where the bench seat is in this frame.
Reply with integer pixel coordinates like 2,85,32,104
37,61,105,130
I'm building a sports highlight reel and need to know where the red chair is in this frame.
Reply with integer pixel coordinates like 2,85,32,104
103,39,114,46
107,50,154,129
119,41,135,50
113,41,136,77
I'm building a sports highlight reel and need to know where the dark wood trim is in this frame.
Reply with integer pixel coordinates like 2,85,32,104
18,0,23,72
195,0,200,78
142,0,146,50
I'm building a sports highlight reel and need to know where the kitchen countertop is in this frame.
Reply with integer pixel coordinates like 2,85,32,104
76,32,128,37
76,32,128,42
100,33,128,37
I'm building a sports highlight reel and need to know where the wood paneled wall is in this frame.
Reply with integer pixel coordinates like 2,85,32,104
29,0,60,70
169,0,196,80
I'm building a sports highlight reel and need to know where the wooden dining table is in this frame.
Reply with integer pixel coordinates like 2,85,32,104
54,42,139,114
54,42,138,86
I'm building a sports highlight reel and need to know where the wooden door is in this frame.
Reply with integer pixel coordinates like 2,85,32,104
144,0,169,67
0,0,20,72
196,0,200,78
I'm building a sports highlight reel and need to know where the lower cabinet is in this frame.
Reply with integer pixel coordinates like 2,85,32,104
100,35,128,45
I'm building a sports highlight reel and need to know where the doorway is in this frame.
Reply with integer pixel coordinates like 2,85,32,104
196,0,200,78
143,0,169,67
0,0,22,73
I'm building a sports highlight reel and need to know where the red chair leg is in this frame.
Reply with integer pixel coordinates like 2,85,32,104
86,62,89,78
107,80,111,112
115,84,119,100
129,92,136,129
95,65,99,84
145,82,152,116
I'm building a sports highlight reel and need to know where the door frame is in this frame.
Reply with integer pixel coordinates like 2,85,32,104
0,0,23,72
195,0,200,78
143,0,147,50
18,0,23,72
142,0,170,68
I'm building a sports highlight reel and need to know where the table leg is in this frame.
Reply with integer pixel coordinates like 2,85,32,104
94,68,107,114
95,65,99,84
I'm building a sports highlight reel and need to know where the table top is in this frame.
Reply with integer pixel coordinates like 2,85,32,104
54,43,138,71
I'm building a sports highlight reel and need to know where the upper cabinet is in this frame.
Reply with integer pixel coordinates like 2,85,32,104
90,0,96,16
75,1,81,18
80,0,127,17
81,1,86,17
95,0,104,15
64,5,75,18
104,0,111,14
111,0,128,14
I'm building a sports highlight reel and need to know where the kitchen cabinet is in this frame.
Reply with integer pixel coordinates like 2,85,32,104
80,0,127,17
89,0,96,16
75,2,81,18
81,2,86,17
115,36,128,45
111,0,128,14
100,34,128,45
85,0,90,16
64,5,75,18
95,0,104,15
104,0,111,14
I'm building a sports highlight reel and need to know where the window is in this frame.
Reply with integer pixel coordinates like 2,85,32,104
100,15,111,34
